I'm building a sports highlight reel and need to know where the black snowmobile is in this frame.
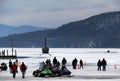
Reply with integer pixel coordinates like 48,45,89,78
0,62,7,71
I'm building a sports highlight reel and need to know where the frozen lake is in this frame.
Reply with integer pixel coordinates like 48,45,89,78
0,48,120,81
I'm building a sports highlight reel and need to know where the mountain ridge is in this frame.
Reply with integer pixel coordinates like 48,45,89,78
0,24,48,37
0,11,120,48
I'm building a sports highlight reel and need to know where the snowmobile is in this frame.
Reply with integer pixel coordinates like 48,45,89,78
0,62,7,71
33,65,71,77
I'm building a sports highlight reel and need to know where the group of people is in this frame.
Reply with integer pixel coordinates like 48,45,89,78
1,57,108,78
72,57,107,71
33,57,71,77
9,59,27,78
97,58,107,71
34,57,85,77
72,58,84,69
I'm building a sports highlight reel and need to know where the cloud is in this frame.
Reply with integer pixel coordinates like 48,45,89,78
0,0,119,28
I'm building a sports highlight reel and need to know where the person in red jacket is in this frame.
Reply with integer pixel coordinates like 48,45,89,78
11,62,17,78
20,62,27,78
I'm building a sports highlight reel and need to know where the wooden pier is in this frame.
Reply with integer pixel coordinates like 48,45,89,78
0,55,17,59
0,49,17,59
0,38,17,59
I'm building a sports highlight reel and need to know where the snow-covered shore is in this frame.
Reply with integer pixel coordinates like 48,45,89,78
0,66,120,81
0,48,120,81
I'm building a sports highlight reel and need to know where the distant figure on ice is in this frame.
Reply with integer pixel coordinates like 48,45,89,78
15,59,18,72
9,60,12,73
53,57,57,66
72,58,78,69
80,59,83,69
101,58,107,71
11,62,18,78
62,57,67,69
97,59,102,71
20,62,27,78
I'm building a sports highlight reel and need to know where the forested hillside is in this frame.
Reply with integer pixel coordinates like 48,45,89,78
0,11,120,48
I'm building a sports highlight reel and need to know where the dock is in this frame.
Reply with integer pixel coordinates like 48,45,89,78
0,49,17,59
0,55,17,59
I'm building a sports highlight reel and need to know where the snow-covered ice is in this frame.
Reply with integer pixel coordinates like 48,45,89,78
0,48,120,81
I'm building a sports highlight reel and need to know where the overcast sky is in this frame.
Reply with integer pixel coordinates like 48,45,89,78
0,0,120,28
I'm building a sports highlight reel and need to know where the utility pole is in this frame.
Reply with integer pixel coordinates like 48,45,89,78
11,38,14,56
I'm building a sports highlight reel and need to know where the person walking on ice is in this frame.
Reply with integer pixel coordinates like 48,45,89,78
97,59,102,71
11,62,17,78
101,58,107,71
20,62,27,78
72,58,78,69
80,59,84,69
9,60,12,73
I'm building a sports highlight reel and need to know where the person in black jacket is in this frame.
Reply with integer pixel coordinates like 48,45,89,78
101,58,107,71
61,57,67,69
53,57,57,66
9,60,12,73
97,59,102,71
80,59,83,69
72,58,78,69
62,57,67,65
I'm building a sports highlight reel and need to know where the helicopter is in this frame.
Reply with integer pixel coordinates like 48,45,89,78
7,38,52,56
40,38,51,56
